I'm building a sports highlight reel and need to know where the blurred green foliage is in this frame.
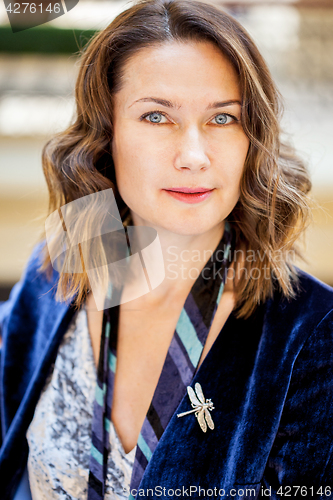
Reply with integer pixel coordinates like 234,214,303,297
0,25,98,53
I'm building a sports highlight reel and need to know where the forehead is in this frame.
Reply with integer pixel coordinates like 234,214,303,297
114,40,241,107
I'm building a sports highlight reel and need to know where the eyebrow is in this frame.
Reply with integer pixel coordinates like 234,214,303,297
208,99,241,109
129,97,241,110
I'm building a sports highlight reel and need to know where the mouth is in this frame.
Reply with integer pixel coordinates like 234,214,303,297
166,187,213,194
163,187,215,204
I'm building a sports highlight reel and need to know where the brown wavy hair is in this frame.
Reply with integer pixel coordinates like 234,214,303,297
40,0,312,318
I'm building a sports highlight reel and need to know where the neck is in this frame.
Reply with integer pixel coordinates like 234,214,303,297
125,211,226,306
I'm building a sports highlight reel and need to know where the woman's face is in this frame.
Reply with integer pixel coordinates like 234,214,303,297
111,40,250,235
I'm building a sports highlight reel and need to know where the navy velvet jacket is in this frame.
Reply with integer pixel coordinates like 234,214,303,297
1,242,333,500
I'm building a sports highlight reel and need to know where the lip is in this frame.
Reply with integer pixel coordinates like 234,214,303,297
165,187,213,193
163,187,215,204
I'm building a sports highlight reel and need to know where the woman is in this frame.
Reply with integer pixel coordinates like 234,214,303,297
1,0,333,498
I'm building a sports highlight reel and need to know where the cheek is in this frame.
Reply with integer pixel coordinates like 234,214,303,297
215,134,249,186
112,127,140,183
113,130,136,171
227,132,250,163
112,133,158,199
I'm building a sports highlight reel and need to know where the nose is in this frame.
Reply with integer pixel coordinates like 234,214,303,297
173,126,210,172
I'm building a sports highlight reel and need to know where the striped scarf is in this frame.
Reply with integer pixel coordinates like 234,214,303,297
88,221,233,499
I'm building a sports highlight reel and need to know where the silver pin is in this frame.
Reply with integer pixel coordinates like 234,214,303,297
177,382,215,433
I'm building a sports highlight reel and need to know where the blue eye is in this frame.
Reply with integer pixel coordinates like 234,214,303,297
140,111,170,124
213,114,233,125
146,112,164,123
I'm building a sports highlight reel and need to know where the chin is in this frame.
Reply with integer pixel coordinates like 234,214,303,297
157,216,219,236
129,202,223,235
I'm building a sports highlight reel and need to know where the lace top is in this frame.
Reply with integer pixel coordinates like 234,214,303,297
26,306,137,500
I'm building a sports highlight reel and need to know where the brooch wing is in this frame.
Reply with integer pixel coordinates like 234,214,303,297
194,382,205,404
187,385,202,407
197,409,207,433
204,408,214,430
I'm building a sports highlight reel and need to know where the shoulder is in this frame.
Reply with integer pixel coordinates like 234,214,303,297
289,266,333,309
14,239,59,303
0,240,69,342
282,267,333,363
266,266,333,337
1,240,54,304
252,267,333,384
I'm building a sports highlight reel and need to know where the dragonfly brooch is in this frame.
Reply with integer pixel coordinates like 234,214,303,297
177,382,215,433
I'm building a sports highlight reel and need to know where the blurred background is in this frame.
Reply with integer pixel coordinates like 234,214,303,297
0,0,332,301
